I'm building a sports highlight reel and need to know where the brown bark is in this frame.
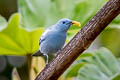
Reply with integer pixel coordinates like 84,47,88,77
35,0,120,80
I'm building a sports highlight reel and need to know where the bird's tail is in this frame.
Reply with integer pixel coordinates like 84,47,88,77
32,50,43,56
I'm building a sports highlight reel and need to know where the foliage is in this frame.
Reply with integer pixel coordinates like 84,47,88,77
0,13,44,55
18,0,107,29
18,0,107,41
100,28,120,57
64,48,120,80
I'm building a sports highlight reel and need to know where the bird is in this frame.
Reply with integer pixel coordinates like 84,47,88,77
32,18,80,64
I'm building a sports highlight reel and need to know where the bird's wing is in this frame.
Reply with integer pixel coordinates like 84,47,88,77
39,27,54,45
39,35,46,45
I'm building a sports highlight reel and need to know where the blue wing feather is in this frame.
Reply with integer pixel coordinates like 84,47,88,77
39,25,55,45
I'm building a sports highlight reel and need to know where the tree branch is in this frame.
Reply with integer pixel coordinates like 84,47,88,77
35,0,120,80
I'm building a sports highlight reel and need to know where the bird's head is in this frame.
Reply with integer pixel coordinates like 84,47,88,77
55,18,81,32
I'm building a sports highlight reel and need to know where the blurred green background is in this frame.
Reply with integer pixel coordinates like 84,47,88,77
0,0,120,80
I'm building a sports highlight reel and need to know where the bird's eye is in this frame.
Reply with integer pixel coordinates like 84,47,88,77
62,21,65,24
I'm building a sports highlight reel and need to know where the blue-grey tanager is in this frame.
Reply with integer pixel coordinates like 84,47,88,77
32,18,80,64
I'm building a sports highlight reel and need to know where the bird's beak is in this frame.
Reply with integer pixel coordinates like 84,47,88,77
72,21,81,27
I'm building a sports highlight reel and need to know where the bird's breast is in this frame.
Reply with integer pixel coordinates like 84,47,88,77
48,33,66,48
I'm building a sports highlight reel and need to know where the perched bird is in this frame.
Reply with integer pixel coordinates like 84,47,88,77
32,18,80,64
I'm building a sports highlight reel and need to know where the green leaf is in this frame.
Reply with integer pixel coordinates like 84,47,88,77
77,64,110,80
100,29,120,56
70,0,107,27
95,48,120,75
18,0,48,29
76,48,120,80
18,0,107,29
0,13,44,55
64,63,86,78
112,73,120,80
77,52,94,59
